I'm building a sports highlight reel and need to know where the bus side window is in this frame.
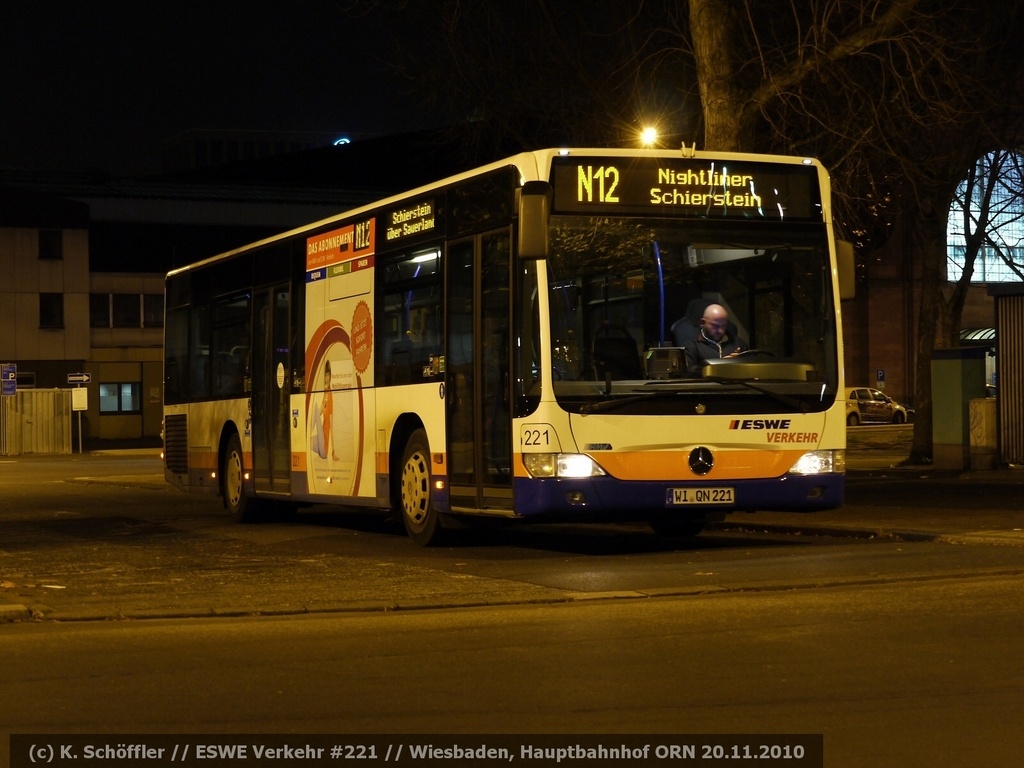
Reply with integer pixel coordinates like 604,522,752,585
376,247,443,386
190,305,211,399
192,353,210,398
389,338,413,384
164,306,190,402
210,294,251,397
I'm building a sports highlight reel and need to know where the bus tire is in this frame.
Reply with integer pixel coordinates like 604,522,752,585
648,515,706,538
222,433,255,523
398,429,444,546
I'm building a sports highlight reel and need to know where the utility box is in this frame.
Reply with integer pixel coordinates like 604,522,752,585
931,347,988,470
969,397,998,470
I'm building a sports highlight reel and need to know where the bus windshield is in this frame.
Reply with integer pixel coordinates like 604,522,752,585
543,215,839,413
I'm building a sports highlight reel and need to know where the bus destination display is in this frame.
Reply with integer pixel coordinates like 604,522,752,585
551,157,821,221
384,198,438,244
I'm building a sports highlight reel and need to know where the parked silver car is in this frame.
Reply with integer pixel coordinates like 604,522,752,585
845,387,911,425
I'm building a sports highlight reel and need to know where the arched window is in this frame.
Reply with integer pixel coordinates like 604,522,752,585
946,150,1024,283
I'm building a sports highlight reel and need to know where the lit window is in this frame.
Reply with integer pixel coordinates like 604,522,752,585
947,150,1024,283
99,382,141,414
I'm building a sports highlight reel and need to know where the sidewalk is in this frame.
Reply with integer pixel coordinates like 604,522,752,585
719,447,1024,545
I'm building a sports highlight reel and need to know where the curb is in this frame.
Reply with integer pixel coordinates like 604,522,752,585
712,520,941,542
0,603,32,622
715,520,1024,547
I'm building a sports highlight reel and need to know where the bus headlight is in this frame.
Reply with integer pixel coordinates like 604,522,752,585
523,453,608,478
789,449,845,475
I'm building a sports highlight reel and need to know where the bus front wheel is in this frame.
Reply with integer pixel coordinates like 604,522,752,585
222,434,254,523
398,429,444,546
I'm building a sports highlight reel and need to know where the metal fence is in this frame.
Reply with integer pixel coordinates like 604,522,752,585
0,389,72,455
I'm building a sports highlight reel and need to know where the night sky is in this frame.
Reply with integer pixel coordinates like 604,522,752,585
1,2,429,176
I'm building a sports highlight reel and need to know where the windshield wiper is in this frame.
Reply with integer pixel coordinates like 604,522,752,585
578,380,708,414
579,391,661,414
578,379,827,415
702,378,815,413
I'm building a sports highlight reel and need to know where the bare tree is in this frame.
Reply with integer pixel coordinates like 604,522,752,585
783,3,1020,463
351,0,1024,461
949,150,1024,291
678,0,1021,462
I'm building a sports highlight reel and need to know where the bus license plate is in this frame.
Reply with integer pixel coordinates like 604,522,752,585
666,487,734,505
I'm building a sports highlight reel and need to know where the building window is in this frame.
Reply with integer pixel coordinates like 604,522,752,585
99,382,141,414
143,294,164,328
89,293,164,329
39,229,63,260
113,294,141,328
90,293,111,328
39,293,64,328
947,150,1024,283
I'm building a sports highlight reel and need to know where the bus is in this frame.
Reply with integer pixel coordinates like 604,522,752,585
163,147,853,545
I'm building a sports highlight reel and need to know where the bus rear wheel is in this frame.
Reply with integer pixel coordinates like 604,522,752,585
222,434,254,523
398,429,444,546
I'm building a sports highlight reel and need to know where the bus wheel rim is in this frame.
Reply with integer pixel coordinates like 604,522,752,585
226,449,243,506
401,449,430,527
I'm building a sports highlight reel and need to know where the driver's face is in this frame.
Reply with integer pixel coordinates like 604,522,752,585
702,316,727,341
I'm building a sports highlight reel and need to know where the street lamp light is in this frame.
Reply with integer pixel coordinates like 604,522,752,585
640,127,658,147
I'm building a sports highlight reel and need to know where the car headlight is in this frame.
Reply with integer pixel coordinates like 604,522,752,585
789,449,845,475
522,453,608,478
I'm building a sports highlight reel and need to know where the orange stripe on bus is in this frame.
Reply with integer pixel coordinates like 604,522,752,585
189,450,219,470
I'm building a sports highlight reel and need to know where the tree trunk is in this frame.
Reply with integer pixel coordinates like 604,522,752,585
908,198,954,464
689,0,748,151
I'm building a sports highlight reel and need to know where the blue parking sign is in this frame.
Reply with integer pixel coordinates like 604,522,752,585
2,363,16,396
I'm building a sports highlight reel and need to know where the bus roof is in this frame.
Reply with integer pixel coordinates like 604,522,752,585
166,147,825,279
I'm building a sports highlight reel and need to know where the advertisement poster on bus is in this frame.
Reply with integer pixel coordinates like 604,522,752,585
303,219,376,497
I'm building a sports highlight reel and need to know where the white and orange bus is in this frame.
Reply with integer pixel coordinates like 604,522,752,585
163,147,853,544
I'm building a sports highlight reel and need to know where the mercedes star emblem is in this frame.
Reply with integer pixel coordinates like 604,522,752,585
688,446,714,475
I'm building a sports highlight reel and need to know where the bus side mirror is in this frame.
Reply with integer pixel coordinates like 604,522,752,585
837,239,855,300
518,181,552,260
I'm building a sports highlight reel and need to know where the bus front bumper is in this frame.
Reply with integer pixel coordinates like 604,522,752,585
510,473,844,521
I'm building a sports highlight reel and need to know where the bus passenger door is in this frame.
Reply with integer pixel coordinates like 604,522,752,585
251,283,292,496
446,232,513,512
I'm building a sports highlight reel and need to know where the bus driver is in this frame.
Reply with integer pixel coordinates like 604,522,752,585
683,303,746,373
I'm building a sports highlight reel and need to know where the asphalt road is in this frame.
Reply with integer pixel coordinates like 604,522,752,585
3,575,1022,767
3,434,1023,767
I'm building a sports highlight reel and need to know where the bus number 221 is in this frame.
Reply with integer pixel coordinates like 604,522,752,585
522,428,551,447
